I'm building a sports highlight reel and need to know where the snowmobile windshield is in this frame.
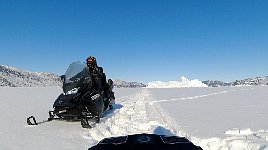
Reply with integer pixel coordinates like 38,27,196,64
64,61,86,83
62,61,87,94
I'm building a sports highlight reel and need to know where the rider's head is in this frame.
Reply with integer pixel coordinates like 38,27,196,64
86,56,97,71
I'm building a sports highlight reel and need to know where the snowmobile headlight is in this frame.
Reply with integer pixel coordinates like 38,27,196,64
59,109,67,113
66,88,79,95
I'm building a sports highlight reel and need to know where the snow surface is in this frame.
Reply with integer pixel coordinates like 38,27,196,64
0,86,268,150
147,76,208,88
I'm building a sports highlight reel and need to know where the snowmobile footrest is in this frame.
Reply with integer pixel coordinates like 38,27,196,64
27,116,38,125
48,111,54,121
81,117,92,128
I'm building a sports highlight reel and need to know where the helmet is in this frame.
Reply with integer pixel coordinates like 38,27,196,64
86,56,97,70
86,56,97,64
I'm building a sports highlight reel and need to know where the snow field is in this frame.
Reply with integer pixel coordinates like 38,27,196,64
146,87,268,150
0,86,267,149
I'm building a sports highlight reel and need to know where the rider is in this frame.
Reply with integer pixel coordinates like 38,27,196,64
86,56,104,92
85,56,115,108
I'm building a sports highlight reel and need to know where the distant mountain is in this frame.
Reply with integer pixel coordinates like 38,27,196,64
0,65,146,88
202,80,231,87
202,76,268,87
0,65,62,87
113,79,146,88
2,64,266,88
230,76,268,86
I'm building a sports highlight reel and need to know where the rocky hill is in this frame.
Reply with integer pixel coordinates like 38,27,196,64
0,65,146,88
0,65,62,87
113,79,146,88
202,80,231,87
230,76,268,86
202,76,268,87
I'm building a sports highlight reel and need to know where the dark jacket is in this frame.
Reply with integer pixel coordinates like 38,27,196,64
83,66,107,93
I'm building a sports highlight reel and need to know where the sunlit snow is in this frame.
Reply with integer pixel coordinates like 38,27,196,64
0,84,267,150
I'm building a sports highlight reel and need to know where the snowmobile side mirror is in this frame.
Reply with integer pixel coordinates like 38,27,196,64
60,75,67,93
60,75,66,81
60,75,66,85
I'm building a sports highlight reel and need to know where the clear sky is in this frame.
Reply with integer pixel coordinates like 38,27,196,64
1,0,268,84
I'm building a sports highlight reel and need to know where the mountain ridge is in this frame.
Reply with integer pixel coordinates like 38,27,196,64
0,65,62,87
0,65,146,88
202,76,268,87
1,64,267,87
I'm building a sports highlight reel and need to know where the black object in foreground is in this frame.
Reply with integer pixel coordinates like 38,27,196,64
89,133,203,150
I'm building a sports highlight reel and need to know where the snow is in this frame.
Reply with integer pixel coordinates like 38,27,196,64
147,76,208,88
0,86,268,150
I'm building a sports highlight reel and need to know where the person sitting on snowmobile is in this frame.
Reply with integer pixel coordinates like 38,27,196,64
85,56,104,92
85,56,115,109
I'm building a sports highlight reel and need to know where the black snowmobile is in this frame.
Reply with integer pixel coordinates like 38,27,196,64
27,61,115,128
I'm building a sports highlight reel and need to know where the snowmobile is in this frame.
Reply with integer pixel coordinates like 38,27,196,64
88,133,203,150
27,61,115,128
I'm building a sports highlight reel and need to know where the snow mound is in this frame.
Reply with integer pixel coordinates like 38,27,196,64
146,76,208,88
224,128,254,136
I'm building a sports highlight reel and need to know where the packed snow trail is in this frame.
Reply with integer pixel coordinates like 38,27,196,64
83,89,180,147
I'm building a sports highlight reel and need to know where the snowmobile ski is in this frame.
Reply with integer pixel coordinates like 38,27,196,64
27,116,52,126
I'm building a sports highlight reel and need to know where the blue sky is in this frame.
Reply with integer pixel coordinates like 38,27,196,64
1,0,268,83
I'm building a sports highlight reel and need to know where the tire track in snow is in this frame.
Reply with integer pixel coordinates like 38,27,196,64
150,90,228,104
149,87,259,104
